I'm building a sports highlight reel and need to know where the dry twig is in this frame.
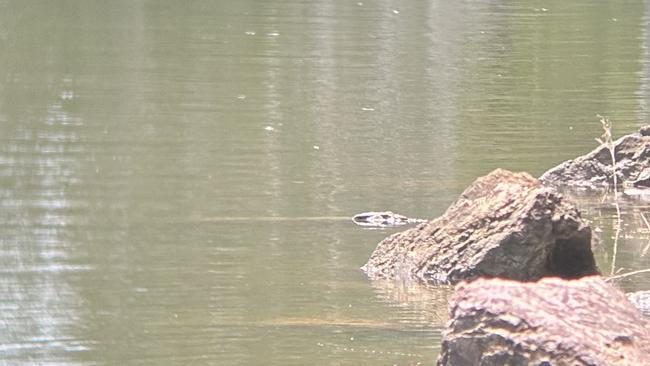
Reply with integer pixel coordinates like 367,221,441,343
596,115,621,275
640,212,650,257
605,268,650,282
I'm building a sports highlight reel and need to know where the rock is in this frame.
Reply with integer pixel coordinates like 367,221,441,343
540,125,650,191
640,125,650,136
361,169,598,285
627,167,650,188
438,277,650,366
627,290,650,317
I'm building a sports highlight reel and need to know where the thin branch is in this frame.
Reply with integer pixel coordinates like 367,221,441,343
640,211,650,229
605,268,650,282
640,211,650,257
610,219,621,276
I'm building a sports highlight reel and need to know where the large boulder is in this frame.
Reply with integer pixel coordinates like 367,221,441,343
361,169,598,285
540,125,650,190
438,277,650,366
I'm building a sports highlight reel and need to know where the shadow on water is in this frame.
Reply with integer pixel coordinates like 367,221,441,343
566,190,650,292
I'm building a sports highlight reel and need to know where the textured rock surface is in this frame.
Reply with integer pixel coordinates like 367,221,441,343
362,169,598,285
540,125,650,190
438,277,650,366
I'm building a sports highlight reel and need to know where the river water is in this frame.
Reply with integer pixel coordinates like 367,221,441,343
1,1,650,365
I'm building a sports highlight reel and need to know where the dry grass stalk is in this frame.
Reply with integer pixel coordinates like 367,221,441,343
595,115,619,193
605,268,650,282
595,115,621,275
640,211,650,257
605,212,650,281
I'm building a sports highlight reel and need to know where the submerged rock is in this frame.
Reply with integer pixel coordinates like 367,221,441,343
540,125,650,191
438,277,650,366
361,169,598,285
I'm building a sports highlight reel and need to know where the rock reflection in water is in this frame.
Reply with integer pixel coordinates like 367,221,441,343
369,279,451,327
561,190,650,291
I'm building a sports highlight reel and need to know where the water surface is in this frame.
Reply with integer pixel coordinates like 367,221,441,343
1,1,650,365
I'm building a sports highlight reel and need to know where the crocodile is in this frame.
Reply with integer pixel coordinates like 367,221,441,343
352,211,427,228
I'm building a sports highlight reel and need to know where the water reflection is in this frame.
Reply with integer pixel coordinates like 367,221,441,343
639,7,650,120
1,0,650,365
456,1,646,181
568,192,650,289
369,279,451,327
0,81,92,363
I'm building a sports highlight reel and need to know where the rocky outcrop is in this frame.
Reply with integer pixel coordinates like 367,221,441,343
361,169,598,285
540,125,650,191
438,277,650,366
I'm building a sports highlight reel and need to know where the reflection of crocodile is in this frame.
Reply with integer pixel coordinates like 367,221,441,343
352,211,427,228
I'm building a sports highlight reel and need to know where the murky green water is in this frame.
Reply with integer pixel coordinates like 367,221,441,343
1,1,650,365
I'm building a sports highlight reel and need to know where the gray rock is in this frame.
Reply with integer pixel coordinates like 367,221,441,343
362,169,598,285
438,277,650,366
627,290,650,317
540,125,650,191
640,125,650,136
627,167,650,188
